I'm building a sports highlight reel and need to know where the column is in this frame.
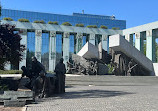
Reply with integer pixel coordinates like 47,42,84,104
135,32,142,51
89,33,95,45
146,30,155,61
19,29,27,70
125,34,133,45
49,31,56,72
76,33,83,53
102,35,108,51
35,30,42,62
63,32,70,67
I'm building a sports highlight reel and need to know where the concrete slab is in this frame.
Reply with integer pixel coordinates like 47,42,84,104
77,42,99,59
109,34,154,76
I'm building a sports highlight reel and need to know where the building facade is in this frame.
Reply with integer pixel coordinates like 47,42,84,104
1,20,122,71
1,9,126,29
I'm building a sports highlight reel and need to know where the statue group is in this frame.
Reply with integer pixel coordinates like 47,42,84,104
21,57,66,98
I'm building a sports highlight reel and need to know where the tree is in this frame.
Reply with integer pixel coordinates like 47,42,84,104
62,22,72,26
0,24,25,70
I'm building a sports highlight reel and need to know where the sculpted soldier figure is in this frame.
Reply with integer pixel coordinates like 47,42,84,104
54,58,66,93
31,56,46,77
30,56,46,97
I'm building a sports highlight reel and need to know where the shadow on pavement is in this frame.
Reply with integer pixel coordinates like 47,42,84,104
55,89,134,99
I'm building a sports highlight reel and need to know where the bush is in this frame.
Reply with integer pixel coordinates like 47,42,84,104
75,24,84,27
3,17,13,21
18,18,29,22
62,22,72,26
100,25,108,29
87,25,97,28
107,64,114,74
48,21,58,25
34,20,45,24
112,27,120,30
0,70,22,74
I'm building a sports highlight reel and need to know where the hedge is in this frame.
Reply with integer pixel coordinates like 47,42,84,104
34,20,45,24
100,25,108,29
62,22,72,26
75,24,84,27
87,25,97,28
0,70,22,74
48,21,58,25
18,18,30,22
3,17,13,21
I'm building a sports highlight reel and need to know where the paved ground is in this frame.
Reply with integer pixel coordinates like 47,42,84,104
25,75,158,111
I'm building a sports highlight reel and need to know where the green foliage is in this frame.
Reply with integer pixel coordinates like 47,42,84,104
0,24,25,70
75,24,84,27
18,18,30,22
3,17,13,21
100,25,108,29
107,64,114,74
112,27,120,30
34,20,45,24
48,21,58,25
143,41,146,56
0,70,22,74
0,79,9,91
0,84,9,91
155,42,158,62
87,25,98,28
62,22,72,26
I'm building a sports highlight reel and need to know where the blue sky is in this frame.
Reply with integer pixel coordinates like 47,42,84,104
1,0,158,28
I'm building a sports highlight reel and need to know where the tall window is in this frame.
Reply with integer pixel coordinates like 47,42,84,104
56,34,62,64
26,32,35,68
95,35,102,46
82,36,87,46
155,38,158,62
41,33,49,71
69,35,75,57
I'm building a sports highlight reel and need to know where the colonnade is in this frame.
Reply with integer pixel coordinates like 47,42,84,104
125,29,158,62
15,29,109,72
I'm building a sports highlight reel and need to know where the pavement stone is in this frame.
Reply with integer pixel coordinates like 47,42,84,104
24,75,158,111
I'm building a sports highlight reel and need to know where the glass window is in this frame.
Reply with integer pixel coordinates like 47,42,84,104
26,32,35,68
82,36,87,46
41,33,49,71
69,35,75,57
95,35,102,46
56,34,62,63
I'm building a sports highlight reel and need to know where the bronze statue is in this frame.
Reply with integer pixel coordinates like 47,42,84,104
54,58,66,94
